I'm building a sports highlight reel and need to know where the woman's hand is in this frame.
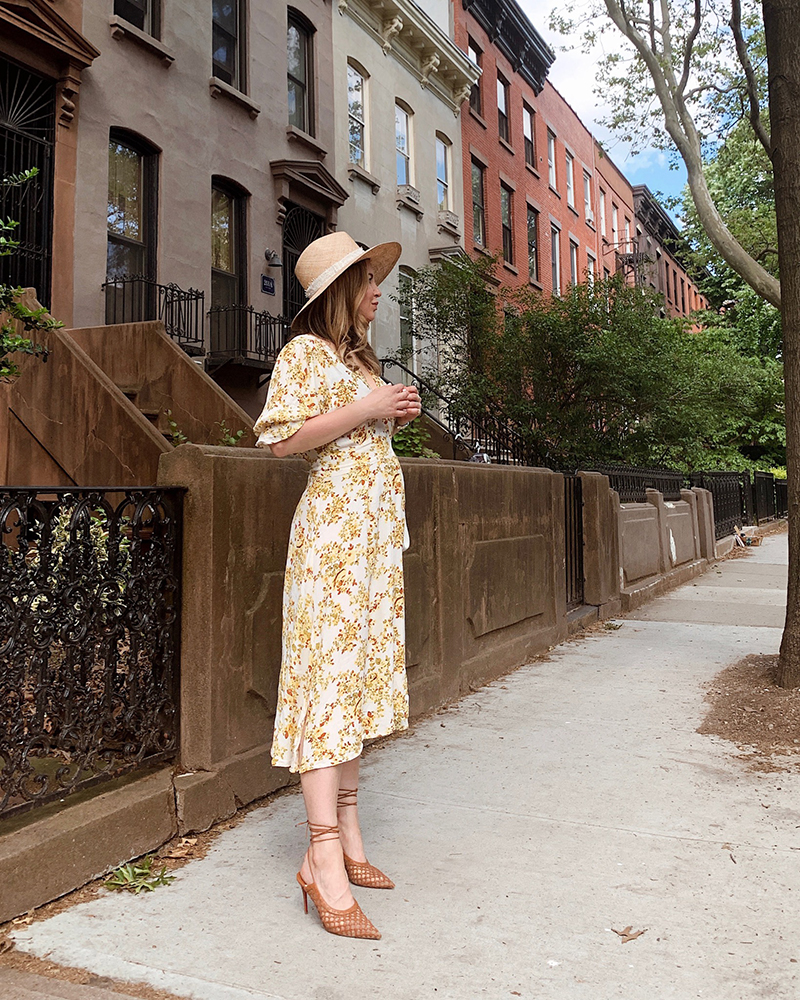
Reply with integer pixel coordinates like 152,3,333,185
364,383,422,423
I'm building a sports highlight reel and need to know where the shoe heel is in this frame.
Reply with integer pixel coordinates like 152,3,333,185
296,872,309,914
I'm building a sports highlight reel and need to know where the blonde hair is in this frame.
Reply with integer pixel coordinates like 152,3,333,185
293,260,381,377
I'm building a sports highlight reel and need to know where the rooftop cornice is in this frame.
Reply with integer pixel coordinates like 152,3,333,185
339,0,480,114
461,0,554,95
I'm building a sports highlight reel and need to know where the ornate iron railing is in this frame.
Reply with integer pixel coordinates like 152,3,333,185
102,275,206,355
380,358,534,465
0,488,183,820
208,304,290,367
588,465,685,503
689,471,751,539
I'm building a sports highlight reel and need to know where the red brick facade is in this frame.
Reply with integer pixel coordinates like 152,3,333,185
453,0,706,318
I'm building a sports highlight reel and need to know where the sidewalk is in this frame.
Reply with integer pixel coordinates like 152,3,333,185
4,530,796,1000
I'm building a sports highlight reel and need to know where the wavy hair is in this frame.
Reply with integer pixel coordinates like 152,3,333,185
293,260,381,377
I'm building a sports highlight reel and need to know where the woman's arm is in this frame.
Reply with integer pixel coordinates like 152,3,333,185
269,382,421,457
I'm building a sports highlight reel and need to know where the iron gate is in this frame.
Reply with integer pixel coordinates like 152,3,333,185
282,204,324,321
0,58,55,307
564,475,584,609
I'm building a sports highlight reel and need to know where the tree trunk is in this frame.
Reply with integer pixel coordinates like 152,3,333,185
764,0,800,687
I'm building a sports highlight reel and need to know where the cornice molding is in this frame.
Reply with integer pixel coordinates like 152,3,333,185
340,0,479,115
461,0,554,95
0,0,100,68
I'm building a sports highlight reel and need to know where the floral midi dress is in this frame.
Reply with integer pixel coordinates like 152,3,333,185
254,334,409,773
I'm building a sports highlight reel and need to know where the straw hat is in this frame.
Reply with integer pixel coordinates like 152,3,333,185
291,231,401,327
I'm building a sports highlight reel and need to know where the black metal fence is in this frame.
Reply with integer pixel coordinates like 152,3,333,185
564,475,585,610
689,472,751,539
102,275,206,355
0,488,183,820
588,465,685,503
208,304,290,367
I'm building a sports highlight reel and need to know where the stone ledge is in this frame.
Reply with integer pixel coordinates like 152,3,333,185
0,768,176,925
621,558,708,612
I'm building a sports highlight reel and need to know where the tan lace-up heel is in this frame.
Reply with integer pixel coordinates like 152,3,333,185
297,822,381,940
337,788,395,890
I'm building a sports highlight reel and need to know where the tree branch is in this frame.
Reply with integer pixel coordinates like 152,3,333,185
677,0,703,97
729,0,772,156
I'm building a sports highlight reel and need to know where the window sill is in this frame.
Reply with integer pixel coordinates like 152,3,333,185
437,210,461,238
525,162,540,178
549,185,561,199
568,203,579,217
529,277,543,291
109,15,175,64
286,125,326,157
348,163,380,194
502,261,518,275
397,185,423,218
468,107,488,130
209,77,260,119
474,244,493,257
498,137,515,156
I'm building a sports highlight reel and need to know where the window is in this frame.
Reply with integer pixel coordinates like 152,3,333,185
523,105,535,169
497,73,509,143
348,63,366,167
288,12,313,133
500,184,513,264
106,133,157,283
211,179,247,310
213,0,244,90
468,39,482,114
680,277,686,313
547,131,556,188
527,206,539,282
399,266,416,374
471,159,485,246
587,254,596,283
583,172,592,222
611,203,619,246
565,152,575,208
115,0,159,35
624,217,631,252
435,135,450,211
665,263,672,301
569,241,579,285
106,131,158,322
599,188,606,237
395,104,411,185
673,269,678,305
551,226,560,295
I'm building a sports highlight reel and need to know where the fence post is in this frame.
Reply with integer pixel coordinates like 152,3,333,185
578,471,621,612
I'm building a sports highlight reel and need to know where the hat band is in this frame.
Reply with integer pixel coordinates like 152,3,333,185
304,248,365,299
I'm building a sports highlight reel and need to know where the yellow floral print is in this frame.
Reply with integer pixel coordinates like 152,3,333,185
254,334,409,773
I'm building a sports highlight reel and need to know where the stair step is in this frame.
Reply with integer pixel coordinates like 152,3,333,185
138,407,161,419
116,384,143,400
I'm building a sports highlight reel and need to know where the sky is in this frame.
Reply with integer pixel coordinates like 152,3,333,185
516,0,689,223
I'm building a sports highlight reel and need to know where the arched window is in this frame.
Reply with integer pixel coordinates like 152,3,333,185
435,132,451,211
395,100,414,186
348,60,368,167
105,129,159,322
288,10,314,134
211,177,248,310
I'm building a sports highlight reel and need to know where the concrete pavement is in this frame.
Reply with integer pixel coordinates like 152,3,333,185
5,529,797,1000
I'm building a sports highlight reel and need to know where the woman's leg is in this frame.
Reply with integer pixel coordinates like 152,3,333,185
299,763,355,910
337,756,367,862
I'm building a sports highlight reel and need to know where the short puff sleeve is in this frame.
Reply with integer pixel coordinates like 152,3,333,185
254,336,330,447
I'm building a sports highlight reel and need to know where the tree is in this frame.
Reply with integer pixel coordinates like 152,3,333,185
1,169,56,381
763,0,800,686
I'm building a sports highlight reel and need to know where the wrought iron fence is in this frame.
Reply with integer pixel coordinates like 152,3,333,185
689,471,751,540
208,304,290,366
776,479,788,518
753,470,777,524
0,488,183,820
564,475,584,610
588,465,685,503
102,275,205,355
380,359,534,465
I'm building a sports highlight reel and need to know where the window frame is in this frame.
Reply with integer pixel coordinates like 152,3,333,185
586,253,596,284
550,225,561,295
471,158,486,247
547,131,556,189
599,188,607,238
624,217,631,252
468,38,482,115
106,128,159,284
287,9,314,134
114,0,160,37
497,72,510,143
435,133,450,211
569,239,579,285
210,176,248,310
500,183,513,264
395,102,412,186
347,61,367,168
213,0,246,92
523,104,536,169
583,171,592,221
565,152,575,208
527,205,539,283
611,203,619,246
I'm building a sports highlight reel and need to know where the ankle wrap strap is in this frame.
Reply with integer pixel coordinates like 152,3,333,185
307,822,339,843
337,788,358,808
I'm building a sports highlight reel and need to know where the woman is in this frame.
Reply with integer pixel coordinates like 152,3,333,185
254,232,421,940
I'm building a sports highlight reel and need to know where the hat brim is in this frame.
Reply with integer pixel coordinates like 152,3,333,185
291,240,402,329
